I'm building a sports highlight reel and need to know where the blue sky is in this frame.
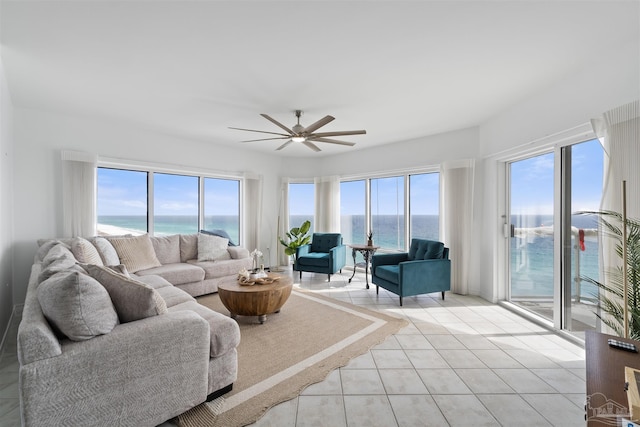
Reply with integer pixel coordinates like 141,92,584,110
98,138,602,218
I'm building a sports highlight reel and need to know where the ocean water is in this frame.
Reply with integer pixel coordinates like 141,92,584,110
98,214,601,300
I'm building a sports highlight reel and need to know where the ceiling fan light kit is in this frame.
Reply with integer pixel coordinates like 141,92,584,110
229,109,366,152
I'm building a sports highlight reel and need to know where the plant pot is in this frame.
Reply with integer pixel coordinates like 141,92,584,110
367,239,373,247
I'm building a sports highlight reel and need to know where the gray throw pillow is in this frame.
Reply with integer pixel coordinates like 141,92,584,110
37,270,119,341
107,234,162,273
38,244,80,283
90,236,121,266
70,237,104,265
197,233,229,261
84,264,168,323
150,234,180,264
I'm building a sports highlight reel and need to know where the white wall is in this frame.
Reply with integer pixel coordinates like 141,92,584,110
475,39,640,302
0,54,15,340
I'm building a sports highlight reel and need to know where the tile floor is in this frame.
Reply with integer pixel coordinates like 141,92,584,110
0,269,587,426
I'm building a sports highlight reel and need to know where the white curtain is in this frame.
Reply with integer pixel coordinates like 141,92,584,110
243,173,263,252
591,100,640,334
593,100,640,219
314,175,340,233
62,150,97,237
441,159,475,295
277,178,290,267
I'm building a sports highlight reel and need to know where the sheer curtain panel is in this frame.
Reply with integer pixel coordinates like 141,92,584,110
441,159,475,295
314,175,340,233
243,173,263,253
61,150,97,237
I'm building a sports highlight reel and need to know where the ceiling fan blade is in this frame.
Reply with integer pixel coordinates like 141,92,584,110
276,140,293,151
310,130,366,137
261,114,294,134
303,115,335,134
241,136,291,142
310,137,356,146
229,127,290,137
302,140,321,152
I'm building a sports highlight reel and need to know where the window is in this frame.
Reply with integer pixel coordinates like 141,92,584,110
97,167,242,239
340,180,366,265
409,173,439,241
289,182,314,233
371,176,405,251
97,168,148,235
153,173,199,236
204,178,240,244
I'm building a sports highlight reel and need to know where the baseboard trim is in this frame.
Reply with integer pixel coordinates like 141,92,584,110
0,304,20,355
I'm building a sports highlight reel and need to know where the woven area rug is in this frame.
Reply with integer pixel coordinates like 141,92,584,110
176,288,408,427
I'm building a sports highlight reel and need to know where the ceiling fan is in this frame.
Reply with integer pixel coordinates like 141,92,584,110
229,110,366,152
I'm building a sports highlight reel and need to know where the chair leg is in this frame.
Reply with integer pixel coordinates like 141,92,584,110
328,274,331,282
399,296,403,306
299,271,302,280
441,291,445,300
376,285,379,295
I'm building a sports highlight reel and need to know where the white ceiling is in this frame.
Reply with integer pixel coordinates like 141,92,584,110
1,1,638,157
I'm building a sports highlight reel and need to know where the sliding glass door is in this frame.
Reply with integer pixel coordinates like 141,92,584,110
508,138,603,337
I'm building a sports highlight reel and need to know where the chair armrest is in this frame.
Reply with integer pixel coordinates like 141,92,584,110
329,244,347,269
296,244,311,257
372,252,409,269
398,259,451,290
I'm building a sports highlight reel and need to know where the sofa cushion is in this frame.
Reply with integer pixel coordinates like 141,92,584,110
310,233,342,253
150,234,181,265
85,264,168,323
297,252,330,267
70,237,104,265
188,258,251,280
227,246,250,260
135,263,205,286
197,233,230,261
168,300,241,357
408,239,444,261
90,236,121,266
376,265,400,284
154,285,195,307
37,270,119,341
36,240,64,262
180,234,198,262
108,234,162,273
133,274,173,290
38,244,81,283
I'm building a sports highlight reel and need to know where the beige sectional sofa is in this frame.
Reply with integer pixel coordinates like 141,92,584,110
17,233,252,426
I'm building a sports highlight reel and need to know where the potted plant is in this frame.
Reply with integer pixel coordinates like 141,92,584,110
579,210,640,338
279,220,312,262
367,231,374,246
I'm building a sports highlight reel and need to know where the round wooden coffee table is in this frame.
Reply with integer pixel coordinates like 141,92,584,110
217,273,293,324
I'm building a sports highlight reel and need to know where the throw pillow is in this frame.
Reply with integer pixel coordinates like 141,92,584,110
35,240,63,262
197,233,229,261
107,234,162,273
38,244,80,283
150,234,181,264
37,270,119,341
199,229,237,246
84,264,168,323
70,237,104,265
179,234,198,262
90,236,121,266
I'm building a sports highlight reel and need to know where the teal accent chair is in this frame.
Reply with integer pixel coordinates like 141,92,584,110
371,239,451,306
294,233,346,282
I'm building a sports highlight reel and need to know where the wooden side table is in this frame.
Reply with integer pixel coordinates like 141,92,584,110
348,244,380,289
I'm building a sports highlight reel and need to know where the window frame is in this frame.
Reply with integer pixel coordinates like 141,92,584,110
96,159,244,240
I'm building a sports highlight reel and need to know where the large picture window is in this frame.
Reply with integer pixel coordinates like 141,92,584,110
97,167,241,239
97,168,148,235
371,176,405,251
289,182,314,233
204,178,240,245
409,173,440,241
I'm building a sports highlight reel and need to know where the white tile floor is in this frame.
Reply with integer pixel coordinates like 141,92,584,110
0,269,587,426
